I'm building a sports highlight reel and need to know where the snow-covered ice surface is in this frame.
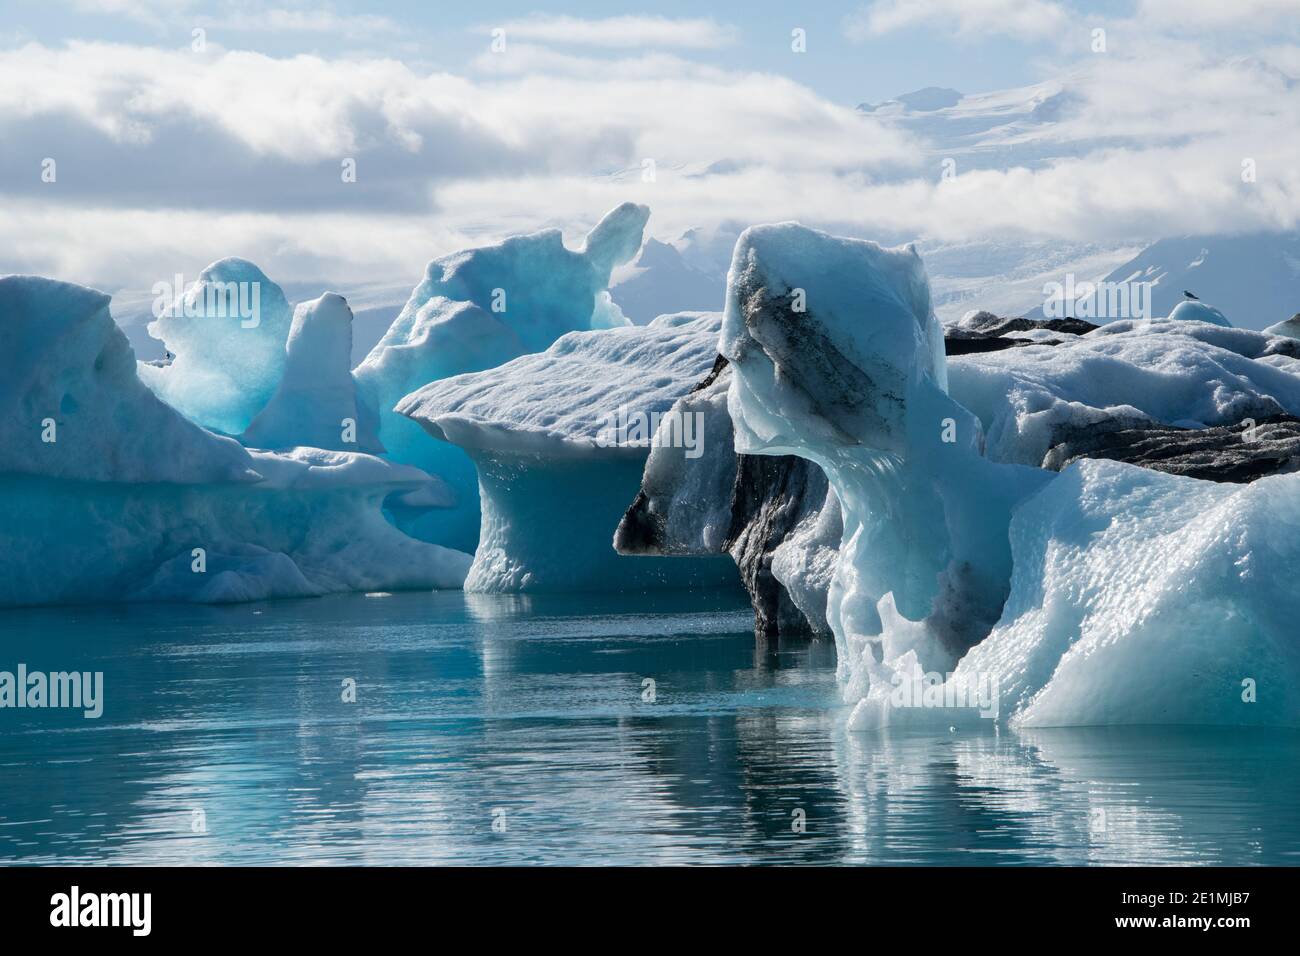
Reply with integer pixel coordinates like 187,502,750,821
947,459,1300,728
354,202,650,551
0,275,469,606
948,318,1300,467
400,312,719,457
720,223,1300,729
400,313,738,592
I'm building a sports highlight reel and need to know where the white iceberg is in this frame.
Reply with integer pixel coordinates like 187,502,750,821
399,312,739,591
718,223,1300,728
947,458,1300,728
720,223,1051,681
948,318,1300,466
1,276,257,484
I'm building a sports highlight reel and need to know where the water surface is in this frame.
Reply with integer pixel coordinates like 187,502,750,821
1,591,1297,865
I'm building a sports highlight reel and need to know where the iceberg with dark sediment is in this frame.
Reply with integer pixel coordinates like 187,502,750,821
8,203,1300,728
714,223,1300,727
720,224,1051,695
614,357,840,638
948,315,1300,468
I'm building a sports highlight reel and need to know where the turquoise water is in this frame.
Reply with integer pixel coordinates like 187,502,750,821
1,590,1297,866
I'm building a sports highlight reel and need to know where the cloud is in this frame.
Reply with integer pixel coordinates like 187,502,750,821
0,39,910,176
845,0,1071,41
0,35,1297,302
484,15,736,49
0,198,468,295
0,39,913,289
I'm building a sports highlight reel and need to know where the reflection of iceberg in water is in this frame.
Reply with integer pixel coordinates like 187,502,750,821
828,725,1299,864
3,596,1296,865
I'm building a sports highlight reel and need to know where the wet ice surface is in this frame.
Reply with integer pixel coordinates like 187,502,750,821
1,590,1296,865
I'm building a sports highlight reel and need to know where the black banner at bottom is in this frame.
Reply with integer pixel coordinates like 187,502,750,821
0,865,1285,941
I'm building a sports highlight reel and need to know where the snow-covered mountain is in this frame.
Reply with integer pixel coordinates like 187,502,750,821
858,86,963,113
1070,233,1300,330
609,238,725,325
606,80,1137,325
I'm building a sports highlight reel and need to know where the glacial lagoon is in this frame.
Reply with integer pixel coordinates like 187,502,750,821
2,590,1297,866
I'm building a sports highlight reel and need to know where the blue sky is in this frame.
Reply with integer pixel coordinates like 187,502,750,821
1,1,1297,296
0,0,1163,102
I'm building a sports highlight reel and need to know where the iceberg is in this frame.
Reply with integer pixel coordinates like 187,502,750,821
2,276,258,485
1265,312,1300,339
615,357,840,637
629,303,1300,647
1168,298,1232,327
941,458,1300,728
948,318,1300,467
398,313,739,592
716,223,1300,729
354,203,650,552
139,257,295,436
242,292,383,454
720,223,1051,679
615,313,1123,641
0,275,469,606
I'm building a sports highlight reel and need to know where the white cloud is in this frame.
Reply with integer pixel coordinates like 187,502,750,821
845,0,1071,41
485,15,736,49
1,36,1297,300
0,199,466,294
0,40,911,166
